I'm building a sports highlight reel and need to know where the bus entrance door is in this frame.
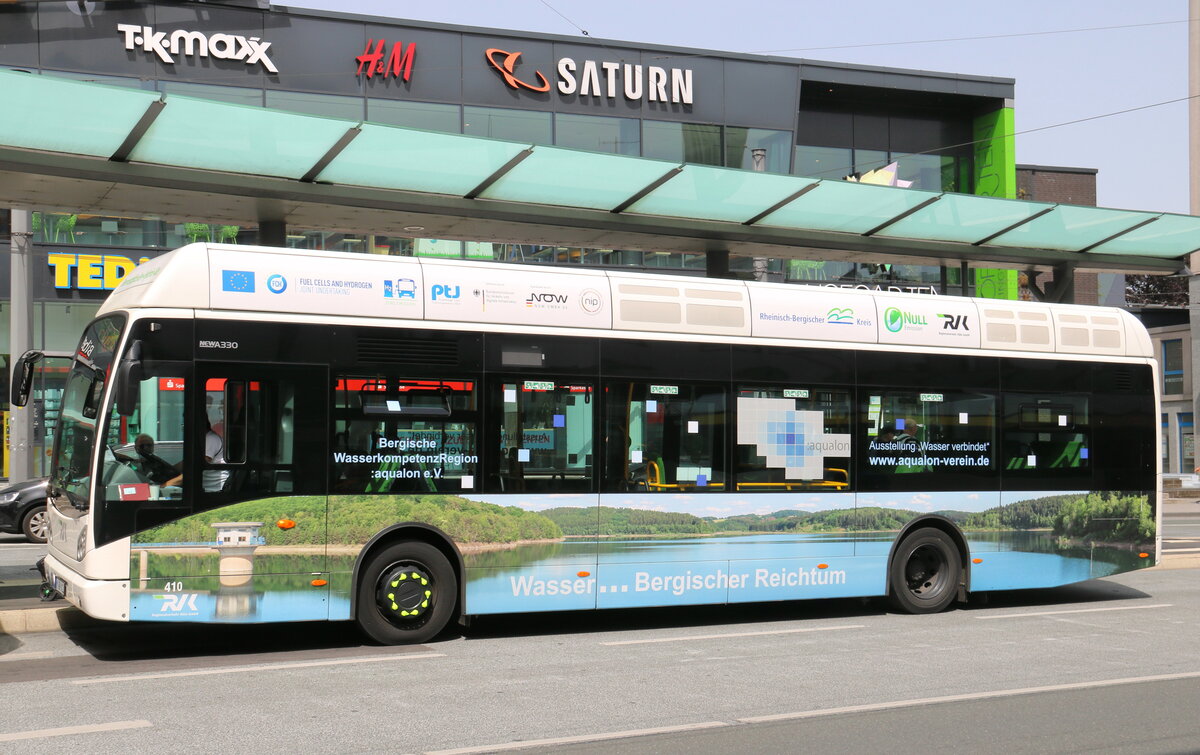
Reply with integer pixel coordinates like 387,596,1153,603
129,363,330,624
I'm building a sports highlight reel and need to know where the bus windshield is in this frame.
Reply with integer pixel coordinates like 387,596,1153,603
49,316,124,511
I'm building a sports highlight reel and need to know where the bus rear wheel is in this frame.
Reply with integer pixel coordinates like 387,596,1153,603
888,527,961,614
356,541,456,645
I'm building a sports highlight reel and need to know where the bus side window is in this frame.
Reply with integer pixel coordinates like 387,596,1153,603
332,376,479,494
604,382,725,492
860,390,996,489
734,386,852,492
495,380,593,493
1001,394,1090,480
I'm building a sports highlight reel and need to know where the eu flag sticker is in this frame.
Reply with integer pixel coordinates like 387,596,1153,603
221,270,255,293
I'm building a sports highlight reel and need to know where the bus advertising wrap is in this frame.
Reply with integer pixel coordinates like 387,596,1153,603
127,488,1154,623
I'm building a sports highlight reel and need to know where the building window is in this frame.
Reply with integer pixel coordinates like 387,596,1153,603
1180,412,1195,473
894,153,969,193
1163,413,1171,472
265,91,364,120
725,127,791,173
554,113,640,155
463,106,552,144
161,81,264,107
1163,339,1184,395
642,121,722,166
793,145,969,192
793,145,852,180
368,100,461,133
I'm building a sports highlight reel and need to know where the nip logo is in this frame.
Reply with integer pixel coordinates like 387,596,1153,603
431,284,460,301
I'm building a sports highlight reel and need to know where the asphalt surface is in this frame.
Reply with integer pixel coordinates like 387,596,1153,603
0,567,1197,753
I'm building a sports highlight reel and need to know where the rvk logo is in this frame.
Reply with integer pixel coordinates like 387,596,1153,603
431,284,460,301
155,594,199,613
939,314,970,331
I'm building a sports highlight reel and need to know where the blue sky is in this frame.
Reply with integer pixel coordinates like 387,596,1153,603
286,0,1188,214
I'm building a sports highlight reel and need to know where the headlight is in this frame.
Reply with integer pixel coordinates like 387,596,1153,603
0,492,18,504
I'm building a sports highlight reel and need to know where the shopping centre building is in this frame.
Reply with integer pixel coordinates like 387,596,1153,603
0,0,1194,477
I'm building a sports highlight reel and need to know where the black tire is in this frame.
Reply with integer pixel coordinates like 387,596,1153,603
21,505,48,544
888,527,961,614
355,541,456,645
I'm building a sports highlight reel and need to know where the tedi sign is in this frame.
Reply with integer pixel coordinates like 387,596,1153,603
485,48,694,105
117,24,280,73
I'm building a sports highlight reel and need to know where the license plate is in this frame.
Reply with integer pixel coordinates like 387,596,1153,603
51,575,66,596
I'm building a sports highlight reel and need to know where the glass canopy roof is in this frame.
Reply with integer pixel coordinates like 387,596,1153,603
1,69,1196,262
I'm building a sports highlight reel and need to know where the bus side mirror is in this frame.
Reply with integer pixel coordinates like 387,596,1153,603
114,340,144,417
10,350,43,408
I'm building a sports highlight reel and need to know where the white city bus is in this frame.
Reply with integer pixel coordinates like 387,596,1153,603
21,243,1159,644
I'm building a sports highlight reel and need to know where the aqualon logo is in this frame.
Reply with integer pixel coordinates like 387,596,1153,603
883,307,928,333
117,24,279,73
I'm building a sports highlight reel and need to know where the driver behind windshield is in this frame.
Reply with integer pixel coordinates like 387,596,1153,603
134,434,180,486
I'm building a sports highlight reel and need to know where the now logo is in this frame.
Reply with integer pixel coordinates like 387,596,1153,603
527,292,568,304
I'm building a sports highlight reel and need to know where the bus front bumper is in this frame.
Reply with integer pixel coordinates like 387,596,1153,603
43,553,130,622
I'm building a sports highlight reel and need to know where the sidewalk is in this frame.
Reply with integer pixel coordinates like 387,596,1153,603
1163,499,1200,516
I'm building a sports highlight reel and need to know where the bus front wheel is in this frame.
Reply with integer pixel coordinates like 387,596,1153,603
356,541,456,644
888,527,961,614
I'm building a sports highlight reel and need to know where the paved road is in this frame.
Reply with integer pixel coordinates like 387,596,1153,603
0,534,44,601
1162,515,1200,556
1,567,1197,753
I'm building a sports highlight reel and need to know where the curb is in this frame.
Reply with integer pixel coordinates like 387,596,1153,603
0,604,101,635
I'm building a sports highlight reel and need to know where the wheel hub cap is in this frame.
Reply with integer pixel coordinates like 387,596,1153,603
378,565,433,620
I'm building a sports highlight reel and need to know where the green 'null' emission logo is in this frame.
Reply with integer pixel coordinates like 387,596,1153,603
883,307,928,333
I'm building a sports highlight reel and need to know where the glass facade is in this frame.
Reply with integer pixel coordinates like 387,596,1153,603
266,90,364,120
724,127,791,174
160,81,263,108
642,121,722,166
464,106,553,144
367,100,461,133
553,113,640,156
793,145,968,193
793,145,853,181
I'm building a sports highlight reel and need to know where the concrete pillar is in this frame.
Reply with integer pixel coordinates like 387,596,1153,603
1191,0,1200,225
8,209,34,482
258,219,286,247
706,250,730,279
1190,276,1200,474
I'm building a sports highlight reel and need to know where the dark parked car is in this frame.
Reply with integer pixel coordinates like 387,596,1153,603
0,477,49,543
